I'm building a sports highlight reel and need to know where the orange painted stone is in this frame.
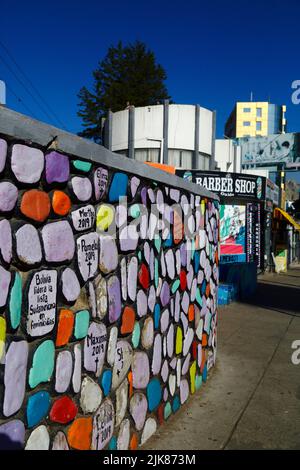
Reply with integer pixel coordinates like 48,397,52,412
202,333,208,347
49,396,78,424
121,306,135,335
205,284,210,297
188,305,195,322
56,309,74,347
20,189,50,222
157,403,164,425
130,433,138,450
127,371,133,398
67,417,92,450
52,190,71,216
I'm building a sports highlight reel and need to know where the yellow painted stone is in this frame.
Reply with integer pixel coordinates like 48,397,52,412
200,200,206,216
189,360,197,394
96,204,115,231
0,316,6,359
175,326,183,355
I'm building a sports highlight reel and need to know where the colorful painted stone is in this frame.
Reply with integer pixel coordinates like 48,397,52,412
138,263,149,289
96,204,115,232
107,275,121,323
45,151,69,184
121,306,135,335
0,138,7,173
42,220,75,262
25,425,50,450
26,391,51,428
3,340,28,416
8,272,22,329
72,159,92,172
50,396,78,424
0,420,25,450
189,361,197,394
115,379,128,427
0,219,12,263
74,309,90,339
130,392,148,431
132,321,141,349
52,190,71,216
67,417,92,450
29,340,55,388
16,224,42,265
72,205,95,232
71,176,92,202
141,417,157,445
84,322,107,377
101,369,112,396
99,235,118,273
91,398,114,450
127,257,138,301
76,232,99,281
146,378,162,412
55,350,73,393
20,189,50,222
0,182,17,212
137,289,147,317
0,317,5,360
132,351,150,389
61,268,80,303
80,376,103,413
117,419,130,450
11,144,44,183
52,431,70,450
160,281,170,307
119,225,139,251
72,344,82,393
112,340,133,389
141,317,154,349
175,326,183,354
94,167,108,201
109,172,128,202
26,269,57,337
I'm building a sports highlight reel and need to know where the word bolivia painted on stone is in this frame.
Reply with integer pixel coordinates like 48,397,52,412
26,270,57,337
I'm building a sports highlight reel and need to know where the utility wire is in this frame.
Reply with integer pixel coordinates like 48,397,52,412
0,40,68,130
5,82,38,119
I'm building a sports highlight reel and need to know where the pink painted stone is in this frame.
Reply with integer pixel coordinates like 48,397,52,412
55,350,73,393
130,176,140,197
163,388,168,402
11,144,44,183
167,324,174,358
0,265,11,307
170,188,180,202
0,139,7,172
94,167,108,201
161,360,169,383
0,182,18,212
42,221,75,263
61,268,80,303
160,281,170,307
182,353,191,375
127,257,138,301
99,235,118,274
119,225,139,251
180,379,189,404
16,224,42,265
160,309,169,334
132,352,150,389
0,219,12,263
151,334,162,375
3,340,28,417
137,290,147,318
84,322,107,377
72,176,92,202
108,275,121,323
130,393,148,431
197,344,202,368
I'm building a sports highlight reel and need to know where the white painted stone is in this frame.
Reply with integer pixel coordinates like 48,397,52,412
61,268,81,303
119,225,139,251
197,344,202,368
130,392,148,431
181,291,189,314
151,334,162,375
141,317,154,350
25,425,50,450
94,275,107,319
84,322,107,377
180,312,189,336
0,219,12,264
148,285,156,313
117,419,130,450
42,221,75,263
0,265,11,308
88,281,96,318
115,379,128,427
170,358,177,369
182,353,191,376
107,326,118,367
76,232,99,282
99,234,118,274
72,343,82,393
140,418,157,446
168,374,176,396
144,242,150,264
121,257,127,301
160,309,169,334
180,379,189,404
112,340,133,389
163,335,167,358
165,249,175,279
55,350,73,393
72,176,92,201
176,358,181,387
80,376,102,413
11,144,44,183
167,324,174,358
196,318,203,340
132,352,150,389
71,205,95,232
116,204,127,227
161,360,169,383
160,251,166,277
91,398,114,450
16,220,42,265
127,257,138,301
174,291,180,322
137,290,147,318
52,431,69,450
3,340,28,417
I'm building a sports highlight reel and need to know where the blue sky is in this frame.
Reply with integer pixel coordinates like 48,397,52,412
1,0,300,138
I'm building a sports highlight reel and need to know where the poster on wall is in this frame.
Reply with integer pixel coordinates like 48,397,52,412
220,205,246,263
246,203,262,268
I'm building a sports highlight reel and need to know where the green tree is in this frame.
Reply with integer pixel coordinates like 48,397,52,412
77,41,171,142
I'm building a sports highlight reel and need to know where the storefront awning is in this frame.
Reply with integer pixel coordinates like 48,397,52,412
274,208,300,230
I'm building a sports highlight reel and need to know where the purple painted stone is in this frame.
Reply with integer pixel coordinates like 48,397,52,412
0,138,7,173
160,309,169,334
45,151,69,184
108,275,121,323
61,268,80,302
84,322,107,376
180,379,189,404
0,420,25,449
99,235,118,274
0,265,11,308
161,360,169,383
130,176,140,198
0,219,12,263
180,243,187,267
167,324,174,358
141,187,147,206
130,393,148,431
137,290,147,318
3,340,28,417
55,350,73,393
11,144,44,183
160,281,170,307
163,388,168,402
148,285,156,313
119,225,139,251
147,188,155,203
0,182,18,212
94,167,108,201
16,224,42,265
127,257,138,302
174,291,180,322
149,248,155,280
151,334,162,375
42,221,75,263
72,176,92,202
132,351,150,389
170,188,180,202
182,353,191,375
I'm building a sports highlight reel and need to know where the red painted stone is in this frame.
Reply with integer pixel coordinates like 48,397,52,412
49,396,78,424
157,403,164,425
138,264,150,290
192,340,198,360
20,190,51,222
180,270,187,291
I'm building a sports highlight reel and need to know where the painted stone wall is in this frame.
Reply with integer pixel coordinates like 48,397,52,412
0,120,219,450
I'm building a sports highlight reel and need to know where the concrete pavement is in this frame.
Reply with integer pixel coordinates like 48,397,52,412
143,266,300,450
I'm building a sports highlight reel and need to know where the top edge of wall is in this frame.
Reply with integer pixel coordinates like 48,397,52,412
0,106,219,201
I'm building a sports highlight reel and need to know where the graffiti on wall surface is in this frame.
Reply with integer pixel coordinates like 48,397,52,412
220,205,246,263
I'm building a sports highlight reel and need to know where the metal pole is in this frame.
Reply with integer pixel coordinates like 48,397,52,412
128,106,135,159
193,104,200,169
163,100,169,165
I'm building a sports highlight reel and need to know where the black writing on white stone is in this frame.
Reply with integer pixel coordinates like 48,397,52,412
27,270,57,337
84,323,107,376
93,400,114,450
77,233,99,281
72,205,95,232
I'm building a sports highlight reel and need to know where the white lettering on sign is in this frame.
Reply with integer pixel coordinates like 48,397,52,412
27,270,57,337
92,398,114,450
71,205,95,232
84,322,107,376
196,175,256,196
76,232,99,281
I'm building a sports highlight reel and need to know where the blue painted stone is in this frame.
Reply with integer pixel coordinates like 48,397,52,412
201,280,207,295
108,436,117,450
9,272,22,329
163,233,173,248
101,370,112,397
108,173,128,202
172,395,180,413
27,391,51,428
194,251,200,273
147,378,162,412
154,304,161,329
202,364,208,382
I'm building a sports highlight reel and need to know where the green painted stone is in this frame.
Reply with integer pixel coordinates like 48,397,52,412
195,374,202,390
154,236,161,253
137,251,142,262
9,272,22,329
132,321,140,349
129,204,141,219
72,160,92,172
171,279,180,294
191,239,195,258
74,310,90,339
196,288,203,306
164,402,172,420
29,340,55,388
154,258,159,288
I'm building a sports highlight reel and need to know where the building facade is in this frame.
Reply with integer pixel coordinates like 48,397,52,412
225,102,286,139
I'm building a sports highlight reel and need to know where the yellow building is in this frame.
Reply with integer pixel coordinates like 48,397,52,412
225,102,286,139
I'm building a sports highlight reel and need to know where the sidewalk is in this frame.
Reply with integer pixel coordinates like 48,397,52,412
143,266,300,450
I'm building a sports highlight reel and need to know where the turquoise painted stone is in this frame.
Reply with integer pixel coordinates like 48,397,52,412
154,236,161,253
132,322,140,349
195,374,202,390
154,304,160,329
146,378,162,412
164,402,172,420
27,391,51,428
101,370,112,397
74,310,90,339
171,279,180,294
9,272,22,329
129,204,141,218
108,436,117,450
72,160,92,172
109,172,128,202
138,251,142,261
154,259,159,288
196,288,203,306
172,395,180,413
29,340,55,388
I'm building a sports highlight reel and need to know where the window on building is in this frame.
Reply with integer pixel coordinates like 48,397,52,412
243,108,251,112
243,121,251,126
134,148,160,163
256,108,262,117
256,121,262,131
